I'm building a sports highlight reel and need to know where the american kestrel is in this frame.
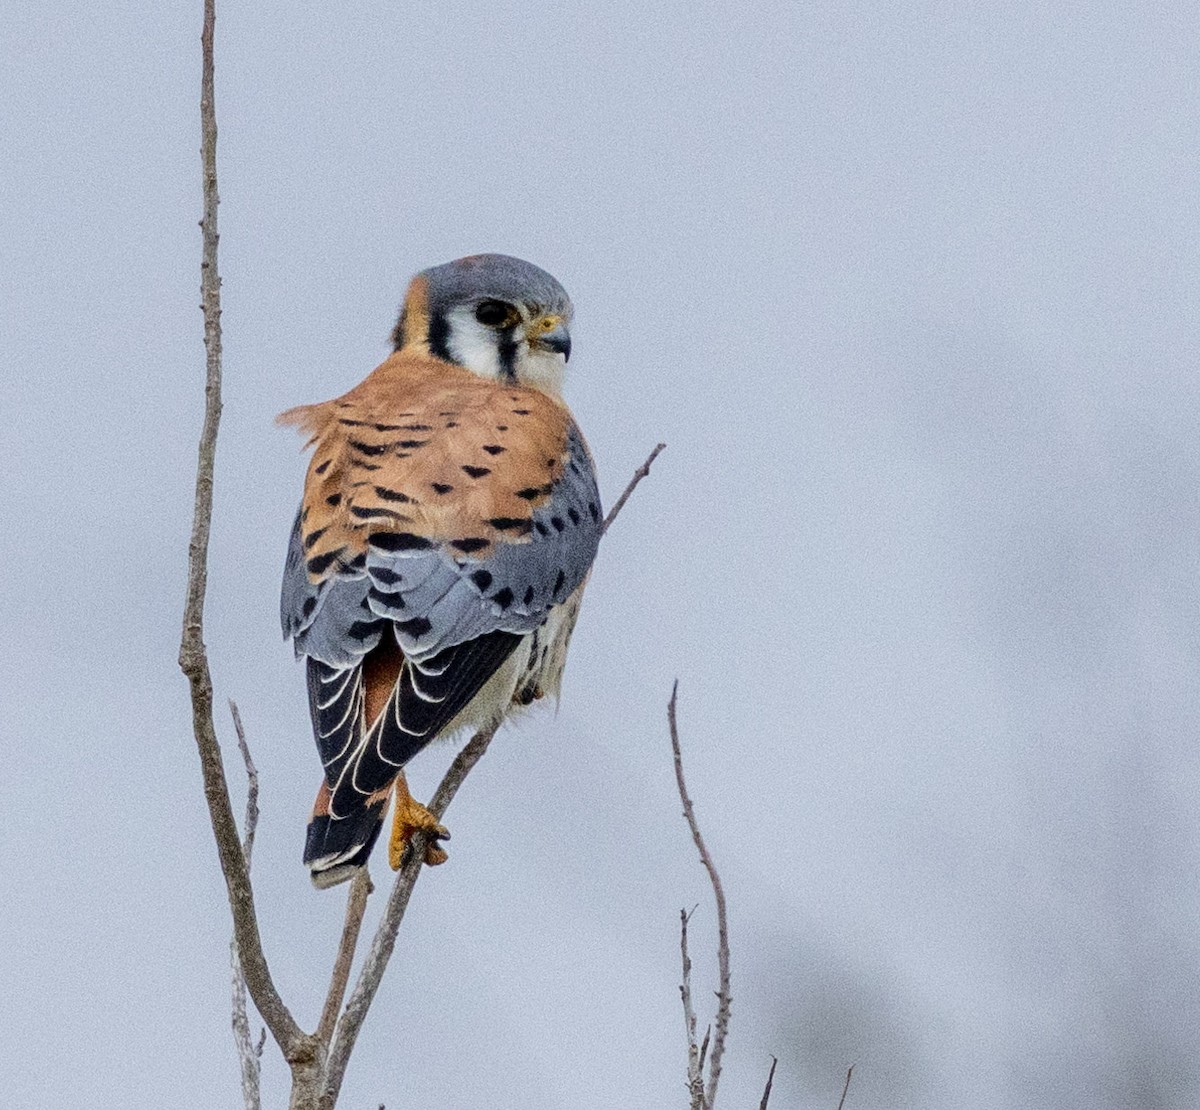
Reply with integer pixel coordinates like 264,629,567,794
279,254,600,888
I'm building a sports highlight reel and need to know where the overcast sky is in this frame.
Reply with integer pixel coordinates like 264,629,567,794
4,2,1200,1108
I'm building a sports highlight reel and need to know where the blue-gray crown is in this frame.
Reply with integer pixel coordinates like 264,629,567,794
419,254,572,316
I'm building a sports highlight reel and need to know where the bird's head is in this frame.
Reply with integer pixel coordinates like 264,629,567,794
391,254,573,394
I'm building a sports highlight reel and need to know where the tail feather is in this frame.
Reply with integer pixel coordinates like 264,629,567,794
304,786,387,889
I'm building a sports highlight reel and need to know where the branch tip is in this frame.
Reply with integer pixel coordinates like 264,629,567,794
836,1064,855,1110
757,1056,778,1110
601,442,666,535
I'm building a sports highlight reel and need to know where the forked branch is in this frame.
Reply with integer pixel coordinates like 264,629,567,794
670,683,732,1110
230,701,264,1110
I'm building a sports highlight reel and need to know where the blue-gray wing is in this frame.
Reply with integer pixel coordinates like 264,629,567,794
281,423,601,665
280,423,601,812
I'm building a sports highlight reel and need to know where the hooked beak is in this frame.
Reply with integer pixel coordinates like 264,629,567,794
527,315,572,361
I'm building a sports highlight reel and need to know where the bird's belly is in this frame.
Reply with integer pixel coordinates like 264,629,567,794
438,583,588,740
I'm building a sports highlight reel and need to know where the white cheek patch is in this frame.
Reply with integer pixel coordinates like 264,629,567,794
444,306,502,379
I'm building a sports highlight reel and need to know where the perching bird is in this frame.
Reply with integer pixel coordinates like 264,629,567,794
279,254,601,888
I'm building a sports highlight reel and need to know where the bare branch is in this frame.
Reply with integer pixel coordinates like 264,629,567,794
320,721,501,1108
230,701,262,1110
836,1065,855,1110
679,907,704,1110
668,682,731,1110
601,442,666,535
179,0,313,1067
758,1057,778,1110
316,869,373,1047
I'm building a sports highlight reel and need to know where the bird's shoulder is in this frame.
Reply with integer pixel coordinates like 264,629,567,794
280,350,588,580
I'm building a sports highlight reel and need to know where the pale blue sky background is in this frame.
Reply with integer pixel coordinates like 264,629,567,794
3,2,1199,1107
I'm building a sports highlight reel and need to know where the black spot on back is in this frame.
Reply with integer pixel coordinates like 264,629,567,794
431,482,454,495
348,506,376,520
369,532,432,552
487,516,530,532
462,465,491,478
347,619,380,642
395,616,433,639
306,549,344,576
452,538,490,554
368,586,405,610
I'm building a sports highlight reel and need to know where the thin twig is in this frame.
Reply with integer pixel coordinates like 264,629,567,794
679,907,704,1110
669,682,731,1110
758,1057,778,1110
230,701,259,866
316,869,373,1046
836,1065,854,1110
320,722,501,1108
230,701,263,1110
179,0,313,1068
601,443,666,535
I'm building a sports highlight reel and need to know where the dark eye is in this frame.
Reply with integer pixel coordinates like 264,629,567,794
475,300,513,327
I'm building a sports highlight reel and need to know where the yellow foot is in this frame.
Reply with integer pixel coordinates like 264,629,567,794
388,775,450,870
